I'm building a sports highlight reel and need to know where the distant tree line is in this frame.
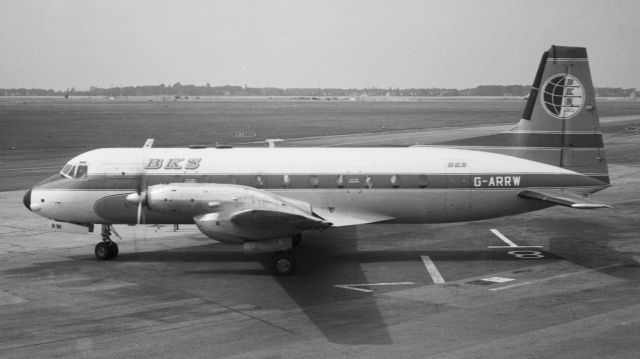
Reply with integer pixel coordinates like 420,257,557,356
1,83,637,98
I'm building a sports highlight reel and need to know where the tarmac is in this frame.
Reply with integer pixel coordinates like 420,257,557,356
1,117,639,358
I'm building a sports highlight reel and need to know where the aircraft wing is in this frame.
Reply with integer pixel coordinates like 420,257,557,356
518,189,610,209
231,209,331,231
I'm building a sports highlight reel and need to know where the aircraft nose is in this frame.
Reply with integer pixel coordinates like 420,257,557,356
23,189,32,211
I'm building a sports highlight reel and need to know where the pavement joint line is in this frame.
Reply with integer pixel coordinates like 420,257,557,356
488,246,543,248
421,255,446,284
489,263,625,291
334,282,416,293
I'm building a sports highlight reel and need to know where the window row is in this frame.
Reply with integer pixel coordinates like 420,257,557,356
217,174,430,189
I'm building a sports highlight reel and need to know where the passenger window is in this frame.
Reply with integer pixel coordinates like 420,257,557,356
364,175,373,189
75,165,88,179
308,175,319,188
418,175,428,188
282,174,291,188
255,175,264,188
391,175,400,188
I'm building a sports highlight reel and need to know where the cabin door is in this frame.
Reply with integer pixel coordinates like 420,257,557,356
444,159,471,216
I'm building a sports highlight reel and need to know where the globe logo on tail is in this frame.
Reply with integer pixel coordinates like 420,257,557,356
541,74,585,119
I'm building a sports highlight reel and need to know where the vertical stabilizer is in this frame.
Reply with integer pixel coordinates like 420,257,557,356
436,45,609,185
511,45,608,183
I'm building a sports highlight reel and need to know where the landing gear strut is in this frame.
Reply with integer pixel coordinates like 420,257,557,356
95,225,119,260
272,250,297,276
292,234,302,247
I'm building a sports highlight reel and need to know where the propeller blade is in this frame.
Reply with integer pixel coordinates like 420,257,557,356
126,191,147,225
136,200,143,225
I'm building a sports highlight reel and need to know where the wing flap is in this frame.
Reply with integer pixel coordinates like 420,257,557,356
312,207,394,227
518,189,610,209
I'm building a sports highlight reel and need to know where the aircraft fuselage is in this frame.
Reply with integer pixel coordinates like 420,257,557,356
26,146,607,228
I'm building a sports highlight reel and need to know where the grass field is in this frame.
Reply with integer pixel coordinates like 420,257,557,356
3,97,640,151
2,97,640,191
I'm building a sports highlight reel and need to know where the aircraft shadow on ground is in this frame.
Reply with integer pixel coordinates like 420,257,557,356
6,220,637,346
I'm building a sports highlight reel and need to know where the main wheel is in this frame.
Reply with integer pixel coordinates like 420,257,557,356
273,251,297,276
95,242,110,260
95,242,118,260
107,242,119,259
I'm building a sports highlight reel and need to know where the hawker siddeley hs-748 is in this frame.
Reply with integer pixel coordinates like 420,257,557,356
24,46,610,275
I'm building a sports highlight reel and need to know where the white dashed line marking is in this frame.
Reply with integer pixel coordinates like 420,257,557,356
487,228,542,248
421,255,445,284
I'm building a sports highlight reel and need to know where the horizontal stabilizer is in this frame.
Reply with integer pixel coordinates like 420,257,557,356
313,207,394,227
518,189,610,209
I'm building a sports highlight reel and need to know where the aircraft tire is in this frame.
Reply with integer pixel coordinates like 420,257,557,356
107,242,119,259
94,242,111,260
273,251,296,276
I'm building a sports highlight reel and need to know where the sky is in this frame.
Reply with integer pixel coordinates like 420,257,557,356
1,0,639,91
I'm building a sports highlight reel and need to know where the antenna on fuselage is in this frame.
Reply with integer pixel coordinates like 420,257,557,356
143,138,154,148
265,138,283,148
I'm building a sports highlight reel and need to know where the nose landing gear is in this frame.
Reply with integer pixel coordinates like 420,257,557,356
95,225,119,260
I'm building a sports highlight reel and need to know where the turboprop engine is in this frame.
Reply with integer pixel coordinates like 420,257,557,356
138,183,330,243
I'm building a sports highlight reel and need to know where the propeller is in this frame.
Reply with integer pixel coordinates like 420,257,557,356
126,138,153,225
125,190,147,225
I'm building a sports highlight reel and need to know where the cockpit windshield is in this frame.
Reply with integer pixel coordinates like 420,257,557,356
60,163,88,179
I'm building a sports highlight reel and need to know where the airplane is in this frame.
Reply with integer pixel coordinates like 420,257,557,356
23,45,610,275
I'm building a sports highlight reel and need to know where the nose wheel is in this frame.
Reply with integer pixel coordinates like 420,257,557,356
95,225,119,260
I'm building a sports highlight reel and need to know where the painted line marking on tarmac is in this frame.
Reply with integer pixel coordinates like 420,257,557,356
334,282,415,293
488,229,542,249
468,277,515,286
421,255,445,284
489,229,518,247
489,263,624,291
483,277,515,283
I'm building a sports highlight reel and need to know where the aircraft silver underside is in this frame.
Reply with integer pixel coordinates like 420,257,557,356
32,188,562,225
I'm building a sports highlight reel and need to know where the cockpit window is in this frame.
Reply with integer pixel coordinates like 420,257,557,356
75,165,88,179
60,164,72,178
60,164,75,178
60,164,87,179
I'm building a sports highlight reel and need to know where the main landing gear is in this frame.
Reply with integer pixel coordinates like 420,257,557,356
273,250,297,276
270,235,303,276
95,224,119,260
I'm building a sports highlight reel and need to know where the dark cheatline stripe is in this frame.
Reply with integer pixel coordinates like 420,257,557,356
522,51,548,121
36,172,608,191
435,132,603,148
548,45,587,59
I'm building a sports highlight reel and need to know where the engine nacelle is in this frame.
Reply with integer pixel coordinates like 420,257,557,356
145,183,321,243
146,183,246,216
193,212,304,244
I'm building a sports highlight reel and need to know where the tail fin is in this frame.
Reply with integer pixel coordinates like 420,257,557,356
439,45,609,184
